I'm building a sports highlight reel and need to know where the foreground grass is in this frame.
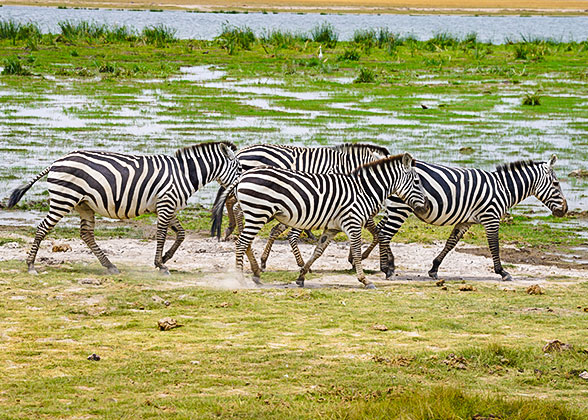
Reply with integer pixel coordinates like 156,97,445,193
0,261,587,418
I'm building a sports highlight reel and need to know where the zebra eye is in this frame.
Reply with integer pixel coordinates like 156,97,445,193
553,180,559,187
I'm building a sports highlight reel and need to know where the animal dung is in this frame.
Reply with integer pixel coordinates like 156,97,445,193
87,353,100,361
526,284,543,295
52,243,72,253
158,317,182,331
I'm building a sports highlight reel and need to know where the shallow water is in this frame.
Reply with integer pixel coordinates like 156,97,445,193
2,6,588,43
0,65,586,227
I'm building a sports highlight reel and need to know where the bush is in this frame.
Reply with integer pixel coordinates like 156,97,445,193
1,56,32,76
354,67,376,83
310,23,338,48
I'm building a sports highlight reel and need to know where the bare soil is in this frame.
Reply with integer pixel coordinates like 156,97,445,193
2,231,586,289
3,0,588,15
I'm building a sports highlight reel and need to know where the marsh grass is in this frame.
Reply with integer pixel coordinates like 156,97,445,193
141,24,177,46
0,20,41,45
216,24,256,54
1,55,32,76
523,91,542,106
354,66,377,83
310,22,338,48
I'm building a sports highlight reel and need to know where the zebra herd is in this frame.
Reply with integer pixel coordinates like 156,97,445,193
7,141,568,288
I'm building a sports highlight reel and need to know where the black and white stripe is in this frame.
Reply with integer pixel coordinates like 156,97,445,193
374,156,568,281
213,153,427,288
213,143,389,269
7,141,240,275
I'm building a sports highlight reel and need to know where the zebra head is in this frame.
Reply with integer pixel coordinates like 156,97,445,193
393,153,429,214
215,142,241,188
534,154,568,217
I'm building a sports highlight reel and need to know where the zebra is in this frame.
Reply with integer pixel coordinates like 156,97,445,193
366,156,567,281
6,141,240,275
211,143,390,270
212,153,429,288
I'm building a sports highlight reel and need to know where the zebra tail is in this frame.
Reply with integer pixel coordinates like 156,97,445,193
210,180,238,239
6,166,51,209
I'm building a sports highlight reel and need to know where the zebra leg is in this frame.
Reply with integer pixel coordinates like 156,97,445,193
236,222,266,285
26,204,72,274
378,236,396,280
260,223,289,271
76,203,119,274
347,217,379,266
287,228,306,269
428,222,472,280
222,194,238,241
296,229,337,287
154,205,174,275
346,225,375,289
482,219,512,281
162,215,185,264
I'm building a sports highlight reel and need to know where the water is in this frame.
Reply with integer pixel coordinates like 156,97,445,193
1,6,588,43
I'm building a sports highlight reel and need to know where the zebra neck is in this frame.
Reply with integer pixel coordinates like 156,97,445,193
495,168,537,209
356,168,392,204
179,153,214,193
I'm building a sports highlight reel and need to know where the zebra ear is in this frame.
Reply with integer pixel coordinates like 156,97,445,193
402,153,415,169
548,154,557,167
220,143,236,160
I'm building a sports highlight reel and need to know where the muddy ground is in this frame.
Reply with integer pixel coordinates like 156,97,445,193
2,229,587,289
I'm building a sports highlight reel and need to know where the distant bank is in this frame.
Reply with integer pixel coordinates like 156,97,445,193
1,0,588,15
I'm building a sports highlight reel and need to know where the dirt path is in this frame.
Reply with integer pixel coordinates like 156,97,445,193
2,233,586,289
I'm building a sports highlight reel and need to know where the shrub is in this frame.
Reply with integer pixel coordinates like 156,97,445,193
1,56,32,76
354,67,376,83
310,23,338,48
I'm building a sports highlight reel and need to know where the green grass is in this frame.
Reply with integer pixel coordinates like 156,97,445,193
0,261,587,418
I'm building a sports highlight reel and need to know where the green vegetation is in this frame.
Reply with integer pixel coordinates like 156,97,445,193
0,262,587,418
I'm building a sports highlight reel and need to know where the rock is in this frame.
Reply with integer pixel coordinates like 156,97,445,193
579,371,588,380
458,284,476,292
87,353,100,361
216,302,231,308
372,324,388,332
526,284,543,295
542,339,573,353
78,278,103,286
158,317,182,331
52,243,72,253
568,169,588,178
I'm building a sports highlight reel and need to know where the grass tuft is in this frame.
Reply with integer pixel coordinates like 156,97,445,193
310,22,338,48
354,66,377,83
216,24,256,54
1,55,32,76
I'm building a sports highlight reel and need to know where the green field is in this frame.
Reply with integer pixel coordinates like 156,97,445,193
1,20,588,419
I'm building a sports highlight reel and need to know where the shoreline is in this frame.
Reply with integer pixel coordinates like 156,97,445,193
2,1,588,16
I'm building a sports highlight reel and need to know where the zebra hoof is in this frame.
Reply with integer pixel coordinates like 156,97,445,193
365,283,376,290
260,262,266,272
428,271,439,280
252,275,262,285
107,266,120,275
296,278,305,287
384,267,395,280
28,267,38,275
501,272,513,282
159,267,170,276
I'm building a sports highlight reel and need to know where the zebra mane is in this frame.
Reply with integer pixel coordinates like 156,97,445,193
495,160,544,173
332,143,390,156
352,154,407,174
175,141,237,158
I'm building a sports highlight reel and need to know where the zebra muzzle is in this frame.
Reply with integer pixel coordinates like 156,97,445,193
552,201,568,218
